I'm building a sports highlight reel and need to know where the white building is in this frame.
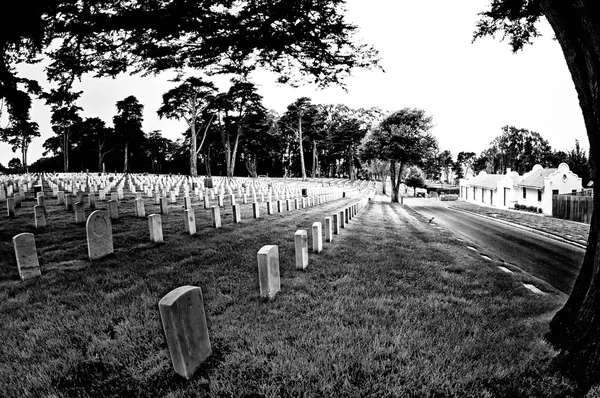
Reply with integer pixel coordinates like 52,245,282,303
458,163,582,214
516,163,582,214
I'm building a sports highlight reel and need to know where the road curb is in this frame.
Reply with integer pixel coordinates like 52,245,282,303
449,206,587,250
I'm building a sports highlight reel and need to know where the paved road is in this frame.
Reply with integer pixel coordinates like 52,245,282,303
404,197,585,294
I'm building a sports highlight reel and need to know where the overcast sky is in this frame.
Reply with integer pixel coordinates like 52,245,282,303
1,0,588,167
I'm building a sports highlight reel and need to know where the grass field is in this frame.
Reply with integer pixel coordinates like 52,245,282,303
0,182,590,397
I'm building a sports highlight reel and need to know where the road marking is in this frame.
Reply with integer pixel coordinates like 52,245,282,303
523,283,544,294
480,255,492,261
467,246,477,252
498,266,513,273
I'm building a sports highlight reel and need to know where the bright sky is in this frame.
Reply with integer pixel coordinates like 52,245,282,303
1,0,588,167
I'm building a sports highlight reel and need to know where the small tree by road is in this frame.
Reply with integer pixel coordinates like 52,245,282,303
359,108,437,203
405,166,426,196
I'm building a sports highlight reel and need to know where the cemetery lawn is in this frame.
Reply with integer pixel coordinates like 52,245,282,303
0,192,583,397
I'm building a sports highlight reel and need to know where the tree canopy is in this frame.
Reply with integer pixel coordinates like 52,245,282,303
0,0,380,127
360,108,437,202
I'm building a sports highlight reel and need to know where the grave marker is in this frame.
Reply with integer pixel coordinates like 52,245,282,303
252,202,260,218
149,214,164,242
13,233,41,281
108,199,119,220
267,201,273,215
332,213,340,235
34,205,46,228
257,245,280,299
160,197,169,215
74,202,86,224
86,210,114,260
294,230,308,269
65,194,73,210
7,197,15,218
135,198,146,217
232,204,241,223
211,206,221,228
158,286,212,379
324,217,333,243
88,193,96,209
312,222,323,253
184,209,196,235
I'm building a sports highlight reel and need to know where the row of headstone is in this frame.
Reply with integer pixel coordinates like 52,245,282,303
12,209,115,281
155,195,372,380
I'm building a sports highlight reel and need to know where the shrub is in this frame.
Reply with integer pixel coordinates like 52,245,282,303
538,208,543,213
528,206,536,212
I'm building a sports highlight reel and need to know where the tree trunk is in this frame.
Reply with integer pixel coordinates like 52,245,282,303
98,143,102,172
245,156,258,178
123,141,129,173
390,161,404,203
348,144,355,181
540,0,600,388
311,141,317,178
63,129,69,172
22,142,28,173
204,146,212,177
228,126,242,177
190,120,198,177
298,116,307,181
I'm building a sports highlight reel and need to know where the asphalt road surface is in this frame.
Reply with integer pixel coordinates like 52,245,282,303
405,197,585,294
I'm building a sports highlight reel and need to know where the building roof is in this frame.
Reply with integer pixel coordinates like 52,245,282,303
468,173,506,189
518,168,558,188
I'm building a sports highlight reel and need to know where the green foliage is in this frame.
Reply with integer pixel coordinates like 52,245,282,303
114,95,145,172
473,0,543,52
1,0,380,128
360,108,437,202
475,125,553,174
7,157,21,170
404,166,426,195
565,140,591,186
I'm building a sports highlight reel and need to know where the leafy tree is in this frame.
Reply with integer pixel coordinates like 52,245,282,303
438,150,454,183
216,80,266,177
45,88,83,172
113,96,144,173
145,130,176,174
327,105,384,180
157,77,217,176
279,97,320,180
565,139,591,186
421,153,442,181
456,151,476,178
237,109,277,178
0,1,380,127
0,119,40,173
475,0,600,388
362,160,391,194
404,166,426,196
77,117,115,172
8,157,22,172
360,108,437,203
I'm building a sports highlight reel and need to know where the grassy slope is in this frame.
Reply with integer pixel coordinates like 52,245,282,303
0,186,584,397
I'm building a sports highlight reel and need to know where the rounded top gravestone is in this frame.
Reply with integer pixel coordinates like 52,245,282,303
86,210,114,260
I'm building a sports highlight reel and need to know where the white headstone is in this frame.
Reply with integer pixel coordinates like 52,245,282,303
312,222,323,253
158,286,212,379
13,233,41,281
294,230,308,269
211,206,221,228
184,209,196,235
149,214,164,243
86,210,114,260
34,205,46,228
257,245,280,299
